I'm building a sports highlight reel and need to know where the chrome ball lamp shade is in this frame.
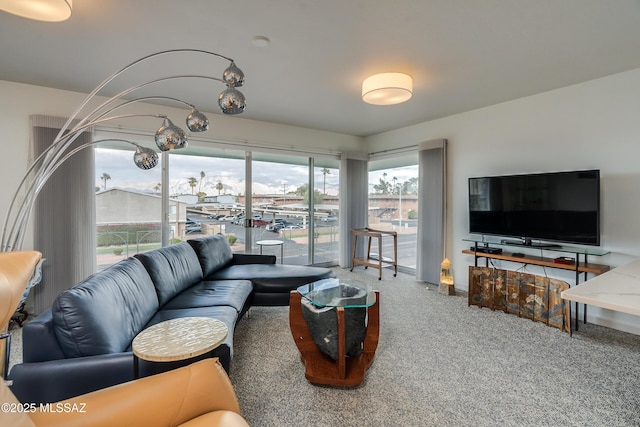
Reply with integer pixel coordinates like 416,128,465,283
186,108,209,132
218,86,246,115
223,62,245,87
133,145,159,170
155,117,188,151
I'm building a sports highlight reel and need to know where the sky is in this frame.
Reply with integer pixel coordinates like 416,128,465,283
95,148,417,197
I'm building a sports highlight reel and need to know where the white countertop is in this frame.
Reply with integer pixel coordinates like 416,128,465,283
561,259,640,316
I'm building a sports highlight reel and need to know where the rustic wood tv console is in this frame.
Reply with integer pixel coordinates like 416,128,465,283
463,238,610,331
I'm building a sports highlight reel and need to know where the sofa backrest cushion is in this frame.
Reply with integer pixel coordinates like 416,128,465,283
51,257,159,358
187,234,234,278
135,242,204,306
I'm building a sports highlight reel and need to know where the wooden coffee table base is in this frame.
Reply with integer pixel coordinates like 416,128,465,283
288,290,380,387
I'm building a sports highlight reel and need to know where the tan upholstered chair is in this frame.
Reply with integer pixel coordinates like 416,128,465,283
0,251,249,427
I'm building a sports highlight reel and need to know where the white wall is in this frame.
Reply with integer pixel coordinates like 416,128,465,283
4,68,640,333
366,68,640,334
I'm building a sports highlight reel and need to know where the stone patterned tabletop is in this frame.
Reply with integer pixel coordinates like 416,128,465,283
562,259,640,316
132,317,228,362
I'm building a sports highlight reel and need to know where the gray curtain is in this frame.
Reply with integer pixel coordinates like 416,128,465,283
339,155,368,268
416,139,447,284
30,115,96,314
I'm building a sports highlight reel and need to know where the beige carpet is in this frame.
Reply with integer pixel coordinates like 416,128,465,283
229,266,640,427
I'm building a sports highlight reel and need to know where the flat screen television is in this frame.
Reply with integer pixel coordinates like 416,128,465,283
468,169,600,246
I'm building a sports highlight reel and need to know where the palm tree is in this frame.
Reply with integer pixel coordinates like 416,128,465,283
321,168,331,195
153,183,161,193
198,171,205,194
216,181,224,195
188,177,197,194
101,172,111,190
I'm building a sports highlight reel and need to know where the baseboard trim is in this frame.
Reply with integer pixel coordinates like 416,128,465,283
586,315,640,336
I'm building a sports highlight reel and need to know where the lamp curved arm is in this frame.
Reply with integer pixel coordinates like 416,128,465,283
31,114,165,191
73,74,225,135
2,49,245,252
55,49,234,145
0,116,164,252
35,139,147,197
39,75,212,185
2,113,166,244
39,74,226,196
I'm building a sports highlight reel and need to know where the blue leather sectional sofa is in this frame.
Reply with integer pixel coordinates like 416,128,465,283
10,234,335,404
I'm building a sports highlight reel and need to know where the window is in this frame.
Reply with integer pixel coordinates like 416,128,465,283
368,157,418,271
95,146,163,270
168,146,246,252
313,162,340,264
250,153,340,266
95,134,340,267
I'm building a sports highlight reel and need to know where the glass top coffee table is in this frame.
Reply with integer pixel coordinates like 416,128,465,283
297,278,377,308
289,278,379,386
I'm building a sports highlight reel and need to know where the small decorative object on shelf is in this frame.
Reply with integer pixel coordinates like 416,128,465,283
439,258,455,295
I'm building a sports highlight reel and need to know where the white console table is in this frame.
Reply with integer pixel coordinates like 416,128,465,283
561,259,640,317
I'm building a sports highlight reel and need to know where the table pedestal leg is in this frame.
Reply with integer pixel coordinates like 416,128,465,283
288,291,379,386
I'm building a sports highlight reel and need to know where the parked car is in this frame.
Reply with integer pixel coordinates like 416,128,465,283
252,214,262,220
185,219,201,234
219,215,235,221
268,221,291,232
266,223,279,232
207,213,223,219
253,220,269,227
321,215,338,222
279,225,301,231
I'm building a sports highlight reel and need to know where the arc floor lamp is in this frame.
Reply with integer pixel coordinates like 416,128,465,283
1,48,247,253
0,49,247,382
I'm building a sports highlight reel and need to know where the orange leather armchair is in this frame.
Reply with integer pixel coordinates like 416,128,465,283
0,251,249,427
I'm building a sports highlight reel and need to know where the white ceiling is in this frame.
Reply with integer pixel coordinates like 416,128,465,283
1,0,640,137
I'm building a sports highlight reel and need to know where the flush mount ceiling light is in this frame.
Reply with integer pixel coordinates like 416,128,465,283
362,72,413,105
0,0,72,22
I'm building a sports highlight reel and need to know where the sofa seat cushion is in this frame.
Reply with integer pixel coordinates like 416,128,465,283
52,258,159,358
161,280,253,313
207,264,335,293
135,243,204,306
187,235,234,277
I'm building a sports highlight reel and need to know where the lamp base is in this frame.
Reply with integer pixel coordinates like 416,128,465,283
439,282,456,296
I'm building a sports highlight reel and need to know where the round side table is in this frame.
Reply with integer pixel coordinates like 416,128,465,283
256,239,284,264
132,317,228,378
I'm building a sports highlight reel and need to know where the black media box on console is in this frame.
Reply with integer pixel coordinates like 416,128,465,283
471,246,503,254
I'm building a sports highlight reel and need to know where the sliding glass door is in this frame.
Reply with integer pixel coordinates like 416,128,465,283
368,157,418,271
95,137,339,268
249,153,340,266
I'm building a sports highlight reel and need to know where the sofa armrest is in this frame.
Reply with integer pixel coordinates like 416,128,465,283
21,309,66,363
232,253,276,265
10,353,135,404
29,358,248,427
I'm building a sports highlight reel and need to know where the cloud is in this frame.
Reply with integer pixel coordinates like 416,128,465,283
95,148,340,196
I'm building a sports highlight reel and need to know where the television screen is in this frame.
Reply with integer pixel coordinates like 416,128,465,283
468,170,600,246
